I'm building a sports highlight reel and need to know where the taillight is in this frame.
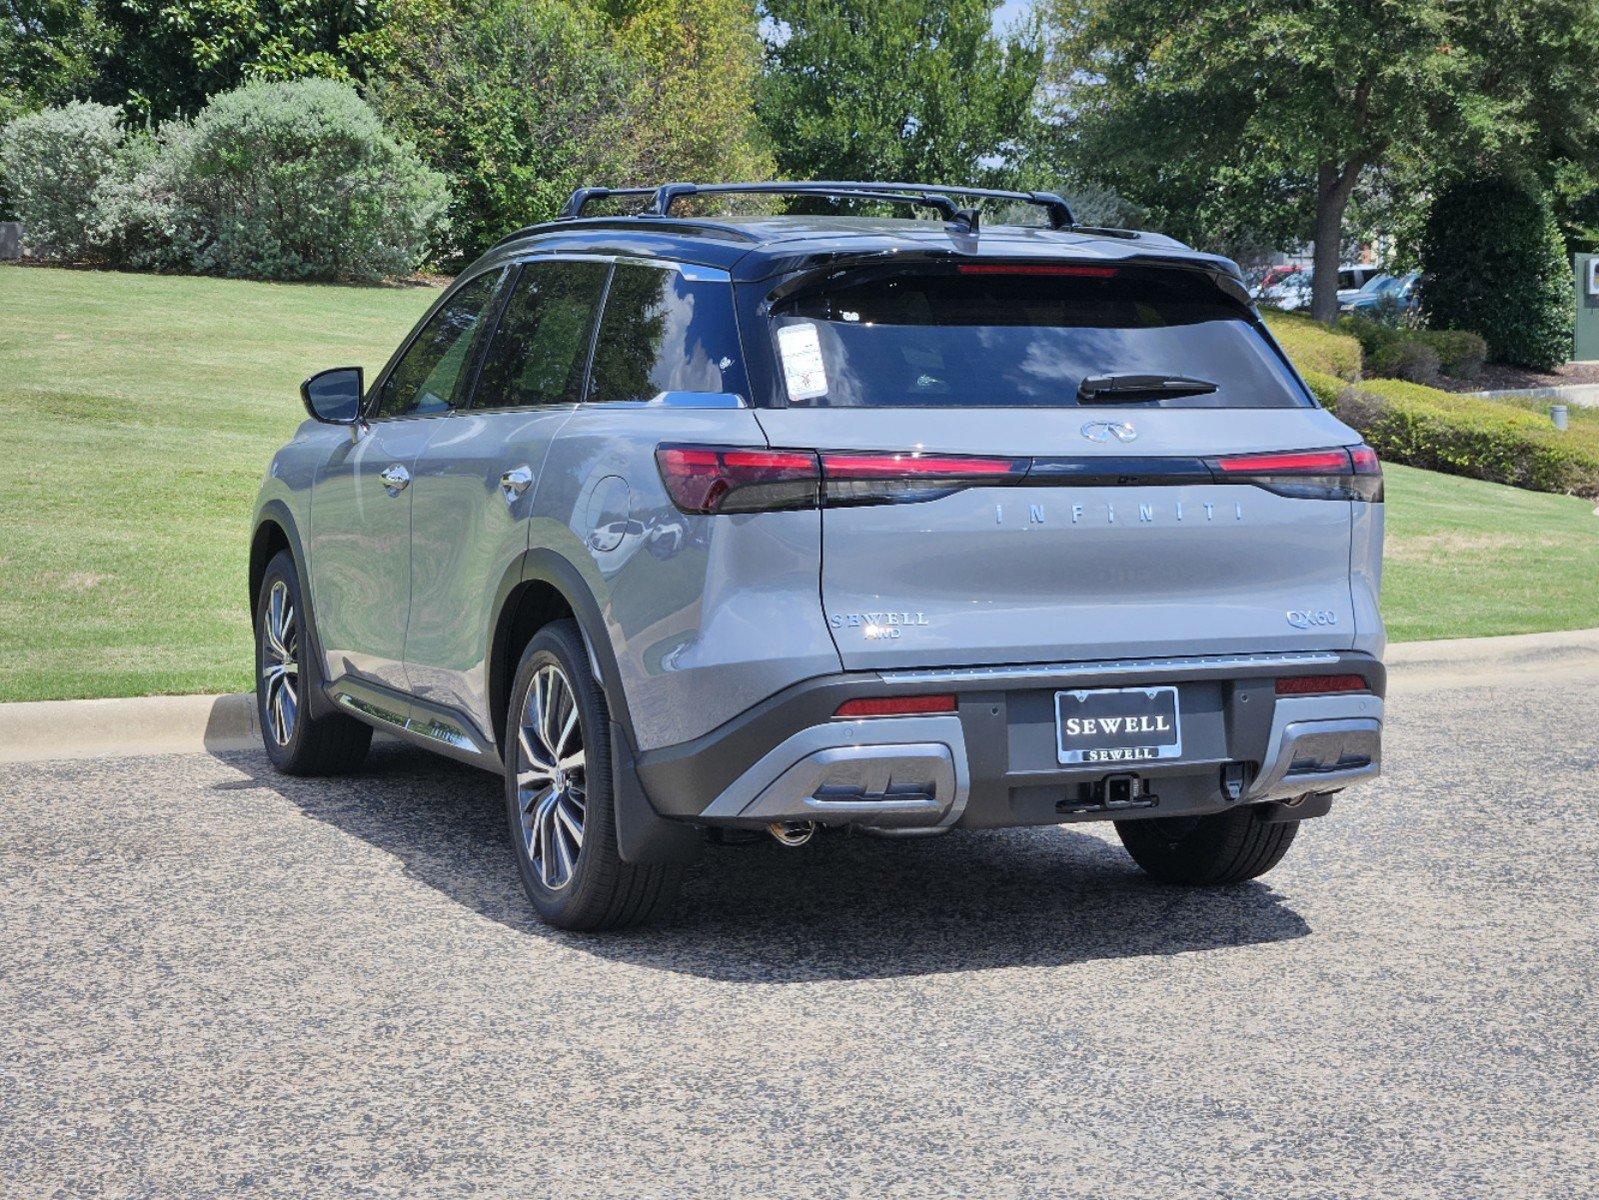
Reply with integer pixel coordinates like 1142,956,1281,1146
821,451,1028,507
1349,443,1384,501
1276,674,1370,695
834,694,957,718
1207,445,1383,502
657,445,1029,513
655,445,819,514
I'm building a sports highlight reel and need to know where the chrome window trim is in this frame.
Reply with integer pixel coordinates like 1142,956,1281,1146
882,651,1345,687
510,250,732,284
363,264,510,423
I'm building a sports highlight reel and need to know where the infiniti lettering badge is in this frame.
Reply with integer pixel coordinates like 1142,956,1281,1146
1081,420,1138,443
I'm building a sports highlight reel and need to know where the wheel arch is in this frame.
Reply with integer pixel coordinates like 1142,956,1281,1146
486,549,624,755
250,501,335,719
486,548,700,866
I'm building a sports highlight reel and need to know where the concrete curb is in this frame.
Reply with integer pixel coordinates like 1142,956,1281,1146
0,692,259,763
3,627,1598,764
1384,626,1599,673
1464,382,1599,408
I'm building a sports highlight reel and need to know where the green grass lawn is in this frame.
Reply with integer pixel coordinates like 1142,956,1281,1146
2,265,1597,702
0,265,438,702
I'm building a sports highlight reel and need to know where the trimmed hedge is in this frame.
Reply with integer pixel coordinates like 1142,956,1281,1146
1420,329,1487,378
1335,378,1599,497
1298,368,1347,411
1263,311,1362,381
1338,314,1487,384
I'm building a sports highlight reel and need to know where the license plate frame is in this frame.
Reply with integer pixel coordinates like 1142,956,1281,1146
1054,685,1182,765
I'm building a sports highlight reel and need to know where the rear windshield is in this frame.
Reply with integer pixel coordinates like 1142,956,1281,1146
768,266,1309,408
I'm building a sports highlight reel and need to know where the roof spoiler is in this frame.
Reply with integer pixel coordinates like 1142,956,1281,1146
559,181,1076,231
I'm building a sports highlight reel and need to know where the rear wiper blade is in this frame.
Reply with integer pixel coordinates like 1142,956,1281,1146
1077,374,1219,403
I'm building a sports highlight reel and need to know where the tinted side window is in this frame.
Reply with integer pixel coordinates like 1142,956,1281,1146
588,263,745,403
375,272,501,419
472,260,609,410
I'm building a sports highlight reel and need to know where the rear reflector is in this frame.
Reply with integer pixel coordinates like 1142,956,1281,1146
955,263,1120,278
834,695,958,718
1275,674,1370,695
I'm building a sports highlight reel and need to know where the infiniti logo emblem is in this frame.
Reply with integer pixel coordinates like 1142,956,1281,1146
1081,420,1138,443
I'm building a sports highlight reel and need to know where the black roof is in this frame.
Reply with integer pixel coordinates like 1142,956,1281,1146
476,214,1241,284
468,182,1242,284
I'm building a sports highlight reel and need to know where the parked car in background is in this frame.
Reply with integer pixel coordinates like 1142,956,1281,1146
1256,264,1303,293
1337,272,1396,308
1338,265,1384,293
1343,271,1419,318
1254,264,1382,312
1255,267,1311,310
250,180,1386,930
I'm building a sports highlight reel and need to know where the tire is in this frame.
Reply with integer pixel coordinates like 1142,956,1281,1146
1115,806,1299,886
255,549,372,775
504,620,682,931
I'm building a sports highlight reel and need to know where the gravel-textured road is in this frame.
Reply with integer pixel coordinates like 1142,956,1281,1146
4,668,1597,1199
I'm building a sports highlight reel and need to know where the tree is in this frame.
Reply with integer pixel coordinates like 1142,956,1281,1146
95,0,381,121
1,0,109,121
606,0,772,184
1046,0,1599,323
368,0,771,263
758,0,1044,190
366,0,635,263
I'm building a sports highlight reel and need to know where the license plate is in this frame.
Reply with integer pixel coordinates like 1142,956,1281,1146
1055,685,1182,765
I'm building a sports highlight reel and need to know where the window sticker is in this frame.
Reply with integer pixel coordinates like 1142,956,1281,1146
777,321,829,400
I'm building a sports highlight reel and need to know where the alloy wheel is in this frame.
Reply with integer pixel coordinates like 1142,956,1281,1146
516,663,587,890
260,579,300,746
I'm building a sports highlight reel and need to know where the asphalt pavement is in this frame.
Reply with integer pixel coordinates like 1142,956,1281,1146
3,666,1597,1198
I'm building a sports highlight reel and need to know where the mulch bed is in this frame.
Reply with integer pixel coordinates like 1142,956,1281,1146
1433,360,1599,394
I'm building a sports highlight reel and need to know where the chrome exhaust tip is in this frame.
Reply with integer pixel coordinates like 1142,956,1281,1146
767,820,816,847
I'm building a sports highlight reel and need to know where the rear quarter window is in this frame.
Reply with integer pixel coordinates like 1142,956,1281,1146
587,263,747,403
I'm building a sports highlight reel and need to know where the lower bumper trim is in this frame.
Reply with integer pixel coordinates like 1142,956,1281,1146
1249,716,1382,802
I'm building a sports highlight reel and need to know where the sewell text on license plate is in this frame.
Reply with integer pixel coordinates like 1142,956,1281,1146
1055,685,1182,765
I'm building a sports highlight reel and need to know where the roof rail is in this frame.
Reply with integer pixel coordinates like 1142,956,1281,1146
560,180,1077,230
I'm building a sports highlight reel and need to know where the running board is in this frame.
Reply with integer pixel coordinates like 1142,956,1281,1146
323,676,501,771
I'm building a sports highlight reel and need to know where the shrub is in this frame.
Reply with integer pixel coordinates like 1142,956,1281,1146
1417,329,1487,379
1337,378,1599,497
1381,339,1445,385
1420,178,1575,370
1340,314,1486,382
0,102,128,261
1262,311,1362,381
168,78,448,281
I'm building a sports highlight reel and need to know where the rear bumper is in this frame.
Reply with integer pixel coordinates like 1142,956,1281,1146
634,651,1384,830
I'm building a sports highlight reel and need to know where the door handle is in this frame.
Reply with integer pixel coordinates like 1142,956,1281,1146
500,464,534,504
379,463,410,495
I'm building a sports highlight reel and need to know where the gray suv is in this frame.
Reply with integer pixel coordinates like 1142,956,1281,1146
250,181,1385,930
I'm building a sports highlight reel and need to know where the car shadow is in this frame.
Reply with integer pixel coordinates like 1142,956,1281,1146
215,742,1311,983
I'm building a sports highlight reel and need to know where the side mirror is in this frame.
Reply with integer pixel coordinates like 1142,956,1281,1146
301,366,364,425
